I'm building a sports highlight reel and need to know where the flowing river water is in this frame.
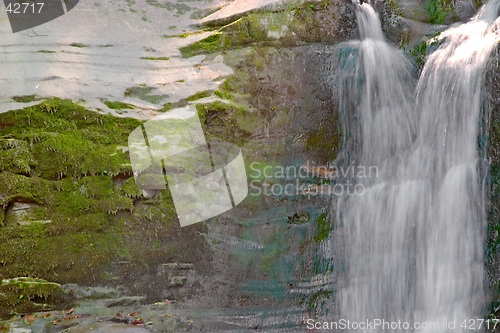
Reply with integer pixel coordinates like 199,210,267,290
334,1,500,331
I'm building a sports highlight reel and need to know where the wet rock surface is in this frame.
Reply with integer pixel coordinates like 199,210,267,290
485,51,500,320
0,0,498,331
0,0,234,118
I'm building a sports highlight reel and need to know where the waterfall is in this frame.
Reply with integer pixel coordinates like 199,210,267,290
335,1,500,331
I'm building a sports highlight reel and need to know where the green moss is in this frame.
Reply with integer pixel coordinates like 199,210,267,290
307,289,332,313
146,0,191,16
179,16,270,58
37,50,56,54
120,177,143,199
313,213,333,242
0,173,53,207
0,139,35,175
0,231,121,283
1,277,61,304
179,33,224,58
0,98,140,146
403,35,440,74
104,101,135,110
425,0,457,24
124,86,169,104
161,102,174,112
304,127,339,162
219,78,236,92
35,131,125,178
140,56,170,60
385,0,402,17
214,90,233,100
12,95,41,103
180,1,341,58
0,277,67,318
69,43,89,48
190,7,221,20
51,176,134,216
195,102,251,145
0,98,211,304
163,31,208,39
186,90,213,102
0,99,140,278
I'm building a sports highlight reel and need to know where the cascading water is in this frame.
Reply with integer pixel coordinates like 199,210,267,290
335,1,500,331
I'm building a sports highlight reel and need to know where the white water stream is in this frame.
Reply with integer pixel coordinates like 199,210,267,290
336,2,500,331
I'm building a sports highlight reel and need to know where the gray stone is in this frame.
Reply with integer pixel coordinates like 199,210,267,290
169,276,188,287
105,296,146,308
4,202,51,226
160,263,194,270
66,323,149,333
10,328,32,333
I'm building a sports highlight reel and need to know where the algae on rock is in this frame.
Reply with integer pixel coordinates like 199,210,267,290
0,277,68,318
180,0,357,58
0,98,211,317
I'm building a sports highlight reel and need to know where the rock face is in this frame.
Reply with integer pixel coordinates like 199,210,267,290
156,263,199,300
375,0,483,47
4,202,50,226
65,323,150,333
181,0,358,57
484,53,500,317
1,0,497,329
0,98,212,320
0,0,238,117
0,0,381,327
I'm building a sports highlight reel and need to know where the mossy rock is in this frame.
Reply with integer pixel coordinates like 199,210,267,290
0,172,54,207
403,34,442,77
11,95,41,103
124,86,169,105
104,101,136,110
180,0,356,58
0,277,68,318
219,46,342,161
0,99,211,300
0,98,140,179
0,139,35,175
179,33,225,58
1,277,62,304
186,90,213,102
120,177,143,199
180,14,289,58
195,101,252,145
425,0,459,24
